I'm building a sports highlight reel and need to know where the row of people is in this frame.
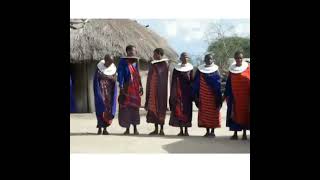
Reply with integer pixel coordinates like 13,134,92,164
71,45,250,140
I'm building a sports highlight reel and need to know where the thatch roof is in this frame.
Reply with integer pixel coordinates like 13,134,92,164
70,19,179,63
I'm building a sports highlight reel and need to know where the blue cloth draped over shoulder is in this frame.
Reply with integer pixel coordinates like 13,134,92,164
70,75,76,113
224,75,248,131
192,70,222,108
117,58,139,88
93,70,117,119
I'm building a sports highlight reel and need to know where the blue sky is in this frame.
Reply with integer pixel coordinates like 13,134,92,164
137,19,250,57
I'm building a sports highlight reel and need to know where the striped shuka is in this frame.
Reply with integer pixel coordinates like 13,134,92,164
198,73,221,128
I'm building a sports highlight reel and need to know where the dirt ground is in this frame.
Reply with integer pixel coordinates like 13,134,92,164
70,102,250,153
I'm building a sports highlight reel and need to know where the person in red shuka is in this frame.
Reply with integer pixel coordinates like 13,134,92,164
224,51,250,140
192,54,223,137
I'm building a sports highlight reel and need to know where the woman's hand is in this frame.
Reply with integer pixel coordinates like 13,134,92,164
139,87,143,96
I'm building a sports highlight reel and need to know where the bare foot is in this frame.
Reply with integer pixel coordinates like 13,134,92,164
177,132,184,136
203,132,210,137
149,130,158,135
123,129,130,135
134,130,139,135
102,129,109,135
230,135,238,140
242,134,247,140
159,130,165,136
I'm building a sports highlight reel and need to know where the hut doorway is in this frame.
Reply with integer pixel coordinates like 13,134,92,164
70,62,97,113
70,59,154,113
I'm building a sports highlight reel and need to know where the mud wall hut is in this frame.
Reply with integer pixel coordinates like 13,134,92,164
70,19,178,113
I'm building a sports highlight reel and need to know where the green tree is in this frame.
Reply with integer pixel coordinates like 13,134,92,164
207,36,250,74
204,22,250,78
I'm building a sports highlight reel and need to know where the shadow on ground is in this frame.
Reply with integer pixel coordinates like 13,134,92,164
161,136,250,153
70,132,249,153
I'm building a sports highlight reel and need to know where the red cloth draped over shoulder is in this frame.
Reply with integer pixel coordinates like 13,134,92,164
122,63,141,108
230,65,250,127
198,73,221,128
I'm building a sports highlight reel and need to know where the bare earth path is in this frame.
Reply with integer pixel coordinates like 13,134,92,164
70,103,250,153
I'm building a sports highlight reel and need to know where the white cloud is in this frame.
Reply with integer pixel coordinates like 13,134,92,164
234,22,250,37
138,19,250,55
164,21,177,37
163,20,213,42
184,36,191,42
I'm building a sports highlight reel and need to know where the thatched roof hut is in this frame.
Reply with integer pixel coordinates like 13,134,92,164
70,19,178,63
70,19,178,113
